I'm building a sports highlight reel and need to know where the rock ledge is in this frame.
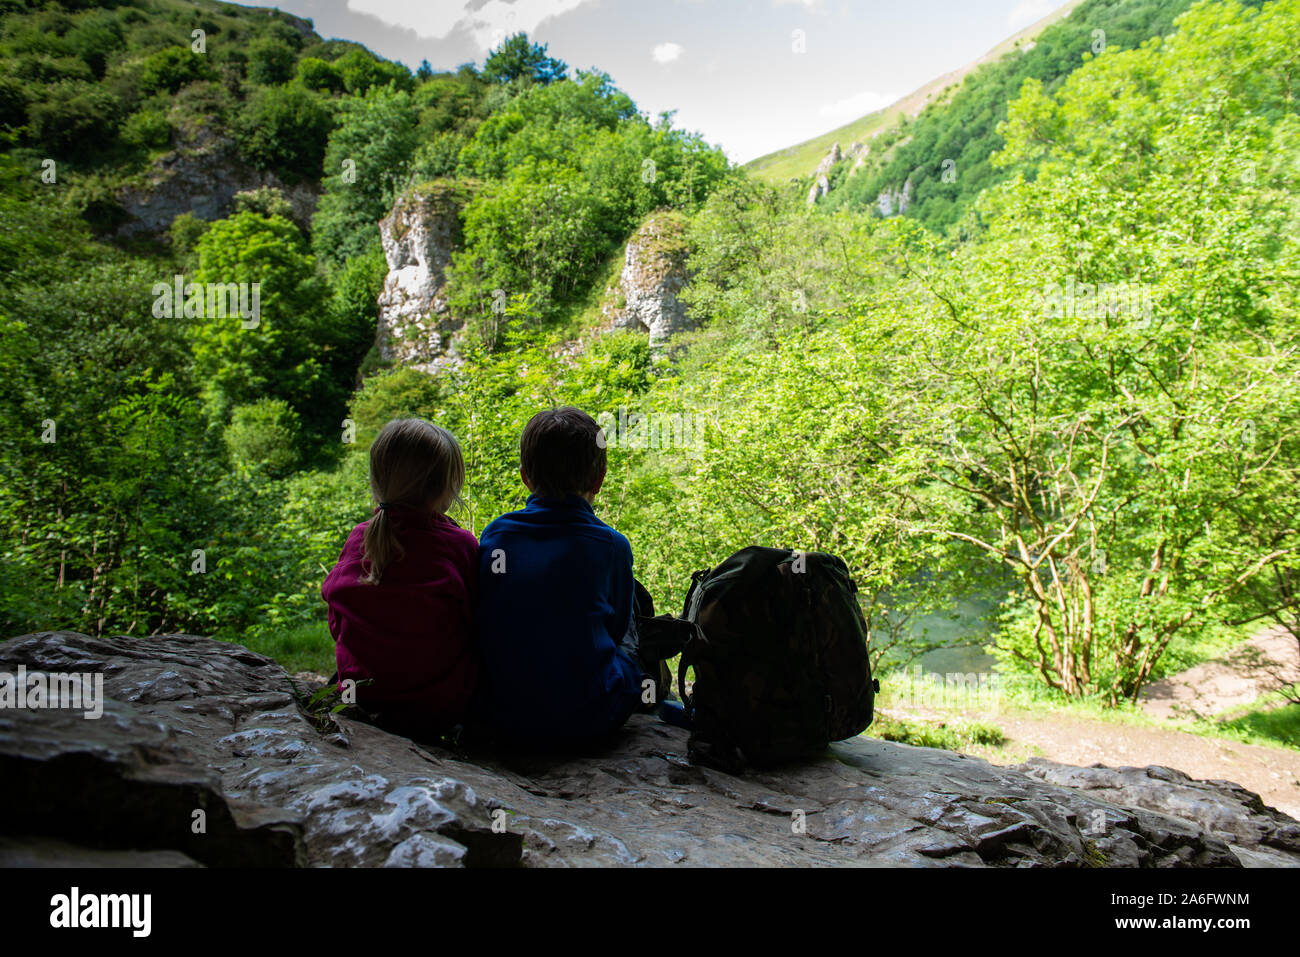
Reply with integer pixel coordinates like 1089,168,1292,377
3,632,1297,868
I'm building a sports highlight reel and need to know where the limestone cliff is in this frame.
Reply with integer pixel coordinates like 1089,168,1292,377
805,140,870,206
115,132,318,238
878,178,913,217
375,182,468,373
602,211,695,347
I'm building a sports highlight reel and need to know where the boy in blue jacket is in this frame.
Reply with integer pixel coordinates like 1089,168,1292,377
473,406,648,749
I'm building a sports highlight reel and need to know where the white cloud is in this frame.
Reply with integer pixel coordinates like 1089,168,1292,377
817,88,899,120
772,0,817,7
347,0,592,49
1007,0,1054,31
652,42,684,64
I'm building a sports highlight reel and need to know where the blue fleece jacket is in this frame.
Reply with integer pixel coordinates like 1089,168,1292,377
472,493,641,747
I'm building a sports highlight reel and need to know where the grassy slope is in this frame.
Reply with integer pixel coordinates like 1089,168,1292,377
744,0,1087,184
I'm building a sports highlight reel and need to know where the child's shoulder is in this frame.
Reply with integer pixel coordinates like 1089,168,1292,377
478,506,526,542
342,520,369,550
604,522,632,558
432,513,478,551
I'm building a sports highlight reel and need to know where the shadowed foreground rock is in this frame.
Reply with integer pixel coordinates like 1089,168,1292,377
3,632,1298,868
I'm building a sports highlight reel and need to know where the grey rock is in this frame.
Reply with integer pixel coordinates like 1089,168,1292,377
375,183,468,373
807,174,830,206
815,142,843,179
115,133,318,238
1018,758,1300,862
878,178,913,217
603,212,694,347
3,631,1298,868
0,835,203,868
848,141,870,174
807,141,870,205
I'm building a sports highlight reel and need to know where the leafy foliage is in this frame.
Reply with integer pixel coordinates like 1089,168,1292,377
3,0,1297,724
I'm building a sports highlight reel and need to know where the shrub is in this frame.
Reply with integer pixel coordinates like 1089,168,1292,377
233,185,295,220
297,56,343,94
0,77,27,129
235,84,334,181
224,398,301,477
169,211,210,253
10,53,94,84
28,81,122,157
65,12,125,78
120,108,171,149
138,46,215,95
334,48,412,94
247,36,296,86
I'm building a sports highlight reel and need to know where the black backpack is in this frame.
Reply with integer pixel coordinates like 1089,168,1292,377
640,546,878,773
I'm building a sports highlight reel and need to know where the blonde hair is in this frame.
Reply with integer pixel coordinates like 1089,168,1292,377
361,419,466,585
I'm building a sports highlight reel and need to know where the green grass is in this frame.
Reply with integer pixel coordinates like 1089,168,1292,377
866,713,1006,751
1216,704,1300,749
234,621,335,676
1196,691,1300,750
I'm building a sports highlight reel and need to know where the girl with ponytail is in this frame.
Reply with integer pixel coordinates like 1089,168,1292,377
322,419,479,739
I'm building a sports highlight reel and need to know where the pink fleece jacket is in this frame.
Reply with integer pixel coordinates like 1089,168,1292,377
322,508,479,730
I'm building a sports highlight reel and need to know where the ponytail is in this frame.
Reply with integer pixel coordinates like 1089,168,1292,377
361,506,404,586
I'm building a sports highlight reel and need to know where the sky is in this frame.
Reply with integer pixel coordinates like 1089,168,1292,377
248,0,1076,164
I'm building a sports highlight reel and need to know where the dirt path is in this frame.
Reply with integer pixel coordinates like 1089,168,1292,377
902,628,1300,818
1140,626,1300,720
968,710,1300,820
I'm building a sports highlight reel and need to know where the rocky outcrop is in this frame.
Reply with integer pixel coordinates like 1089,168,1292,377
814,142,843,179
848,141,870,174
1020,760,1300,868
878,178,913,217
115,133,318,238
4,631,1299,868
806,141,870,205
375,182,468,373
603,211,695,348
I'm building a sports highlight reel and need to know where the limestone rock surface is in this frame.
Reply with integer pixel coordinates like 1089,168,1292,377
3,631,1298,868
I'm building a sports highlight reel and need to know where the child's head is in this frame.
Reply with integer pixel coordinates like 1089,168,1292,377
519,407,607,500
362,419,465,584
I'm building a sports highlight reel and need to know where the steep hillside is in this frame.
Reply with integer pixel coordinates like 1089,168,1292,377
751,0,1262,232
0,0,437,239
744,0,1086,185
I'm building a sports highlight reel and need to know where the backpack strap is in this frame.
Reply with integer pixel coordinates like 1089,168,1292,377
676,623,706,720
637,614,695,662
677,642,694,719
681,566,711,618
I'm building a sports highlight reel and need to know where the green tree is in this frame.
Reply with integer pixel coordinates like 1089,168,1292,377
138,46,215,94
191,212,327,423
28,81,122,157
248,35,297,86
235,84,335,182
482,32,568,86
297,56,344,94
334,48,413,95
311,85,420,264
224,398,301,477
